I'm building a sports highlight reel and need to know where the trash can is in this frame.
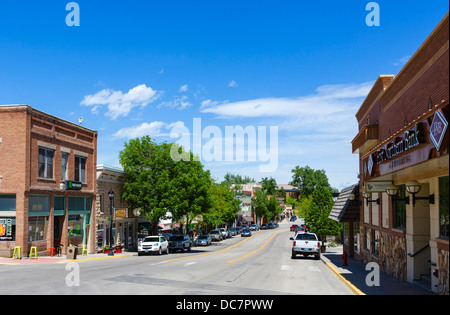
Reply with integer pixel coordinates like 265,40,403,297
67,246,78,260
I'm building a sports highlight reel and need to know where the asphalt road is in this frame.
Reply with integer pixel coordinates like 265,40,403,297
0,220,355,295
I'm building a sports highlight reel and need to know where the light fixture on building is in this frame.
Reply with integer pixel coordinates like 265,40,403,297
386,181,435,206
406,180,435,206
348,193,362,206
386,184,410,205
361,190,380,206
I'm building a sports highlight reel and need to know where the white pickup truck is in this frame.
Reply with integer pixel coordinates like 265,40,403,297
291,232,321,260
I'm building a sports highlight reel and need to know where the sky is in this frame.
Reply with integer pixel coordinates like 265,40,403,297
0,1,448,190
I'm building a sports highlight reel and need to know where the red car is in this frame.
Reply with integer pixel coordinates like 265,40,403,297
290,224,298,231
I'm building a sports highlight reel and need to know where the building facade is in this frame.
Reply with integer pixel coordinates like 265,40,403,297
0,105,97,257
351,13,449,294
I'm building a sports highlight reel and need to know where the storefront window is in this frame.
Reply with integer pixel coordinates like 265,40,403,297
439,176,449,239
393,184,406,229
68,214,84,237
28,216,48,242
0,218,15,241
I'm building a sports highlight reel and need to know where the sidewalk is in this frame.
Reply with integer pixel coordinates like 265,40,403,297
321,245,435,295
0,252,136,265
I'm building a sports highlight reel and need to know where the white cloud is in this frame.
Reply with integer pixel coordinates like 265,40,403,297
81,84,160,120
113,121,186,139
228,80,238,87
200,81,373,119
179,84,189,92
393,55,411,67
158,95,192,110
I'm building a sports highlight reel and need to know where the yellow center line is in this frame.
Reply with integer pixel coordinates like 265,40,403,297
226,230,284,264
163,236,254,263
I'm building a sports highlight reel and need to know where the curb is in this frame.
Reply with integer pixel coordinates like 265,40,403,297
320,254,365,296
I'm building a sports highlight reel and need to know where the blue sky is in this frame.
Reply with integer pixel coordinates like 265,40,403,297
1,1,448,190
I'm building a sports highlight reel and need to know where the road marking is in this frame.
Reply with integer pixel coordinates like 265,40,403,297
308,266,321,272
281,265,292,271
184,262,198,267
163,236,253,263
226,231,284,264
324,262,365,295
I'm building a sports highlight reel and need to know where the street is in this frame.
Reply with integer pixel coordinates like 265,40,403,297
0,220,355,295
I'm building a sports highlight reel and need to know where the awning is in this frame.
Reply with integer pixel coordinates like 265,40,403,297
242,216,254,223
138,222,152,232
329,184,361,222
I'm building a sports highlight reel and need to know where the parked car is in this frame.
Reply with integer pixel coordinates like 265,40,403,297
290,224,298,231
291,232,320,260
290,216,297,221
138,235,169,256
168,235,192,253
267,223,274,229
250,224,259,231
241,228,252,237
261,223,268,229
195,234,212,246
229,228,237,236
218,228,228,239
209,230,223,241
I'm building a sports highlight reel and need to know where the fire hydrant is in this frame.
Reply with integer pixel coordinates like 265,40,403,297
342,250,348,266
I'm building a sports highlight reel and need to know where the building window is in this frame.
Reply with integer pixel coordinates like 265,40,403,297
28,216,48,242
74,156,86,183
354,222,360,253
0,218,15,241
68,214,84,237
364,227,370,251
371,230,379,257
0,195,16,212
439,176,449,239
61,153,68,180
38,148,54,179
393,184,406,229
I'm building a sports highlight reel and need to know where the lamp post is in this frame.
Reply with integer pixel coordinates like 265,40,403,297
108,189,115,256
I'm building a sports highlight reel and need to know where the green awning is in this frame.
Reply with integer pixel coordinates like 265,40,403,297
139,222,152,232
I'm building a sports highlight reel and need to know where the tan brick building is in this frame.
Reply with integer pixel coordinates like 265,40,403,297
0,105,97,257
351,13,449,294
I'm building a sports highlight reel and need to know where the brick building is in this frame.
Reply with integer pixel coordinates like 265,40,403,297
351,13,449,294
0,105,97,257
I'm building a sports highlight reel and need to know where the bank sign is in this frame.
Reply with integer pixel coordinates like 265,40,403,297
375,124,424,165
65,180,82,190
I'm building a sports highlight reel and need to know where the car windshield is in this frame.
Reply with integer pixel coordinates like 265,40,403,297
198,235,208,239
295,234,317,241
143,236,159,242
170,235,184,241
243,229,250,232
210,231,219,234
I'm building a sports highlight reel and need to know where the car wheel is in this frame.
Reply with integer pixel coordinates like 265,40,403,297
315,254,320,260
291,251,296,259
158,247,162,255
166,247,169,254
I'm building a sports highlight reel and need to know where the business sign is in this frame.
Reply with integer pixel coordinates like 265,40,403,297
429,109,448,152
0,218,13,241
365,181,392,193
375,124,424,165
65,180,82,190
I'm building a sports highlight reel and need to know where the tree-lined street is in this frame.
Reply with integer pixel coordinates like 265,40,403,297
0,219,354,295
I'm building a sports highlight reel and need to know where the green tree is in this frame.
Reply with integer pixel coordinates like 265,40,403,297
119,136,175,235
304,186,341,245
169,147,214,234
222,173,255,185
251,190,268,222
260,177,277,195
290,165,332,198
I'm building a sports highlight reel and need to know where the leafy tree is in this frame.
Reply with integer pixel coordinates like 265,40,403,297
222,172,255,185
169,147,214,234
251,190,268,222
266,195,282,221
290,165,332,198
259,177,277,195
204,182,240,230
304,186,341,245
119,136,175,235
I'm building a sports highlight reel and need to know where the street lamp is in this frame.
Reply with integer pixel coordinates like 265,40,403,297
108,189,115,256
